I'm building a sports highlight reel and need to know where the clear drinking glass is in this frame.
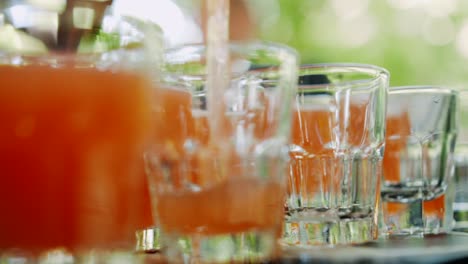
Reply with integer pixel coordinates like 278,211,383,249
282,64,389,246
0,1,162,263
381,86,458,236
144,42,298,263
453,89,468,231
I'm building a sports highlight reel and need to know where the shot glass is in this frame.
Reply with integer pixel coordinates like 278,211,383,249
0,2,162,263
282,64,389,246
453,89,468,231
381,86,458,236
144,42,298,263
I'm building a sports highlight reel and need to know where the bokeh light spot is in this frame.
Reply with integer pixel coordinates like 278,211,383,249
456,21,468,58
422,17,455,46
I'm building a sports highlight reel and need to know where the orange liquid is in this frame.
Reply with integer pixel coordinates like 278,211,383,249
158,177,284,235
153,87,193,152
382,195,446,223
291,109,334,154
188,111,266,187
288,103,368,197
0,65,153,252
383,113,445,217
383,113,411,215
348,102,371,147
289,109,334,195
151,87,284,235
383,113,411,183
149,87,194,191
423,194,445,219
383,113,445,218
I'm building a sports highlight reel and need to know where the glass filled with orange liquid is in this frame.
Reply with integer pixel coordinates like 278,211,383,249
144,42,298,263
0,1,162,263
381,86,458,236
282,64,389,247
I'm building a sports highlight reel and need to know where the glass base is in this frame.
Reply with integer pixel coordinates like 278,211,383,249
281,216,376,247
381,197,452,236
135,227,161,253
0,249,143,264
162,230,277,263
453,146,468,232
453,203,468,231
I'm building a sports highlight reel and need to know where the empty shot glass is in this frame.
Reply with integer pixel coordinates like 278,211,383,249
381,86,458,236
282,64,389,246
453,89,468,231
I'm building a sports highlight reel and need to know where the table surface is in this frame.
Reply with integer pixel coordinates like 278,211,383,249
278,232,468,264
144,232,468,263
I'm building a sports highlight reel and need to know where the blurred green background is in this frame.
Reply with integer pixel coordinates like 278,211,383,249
170,0,468,87
2,0,467,88
247,0,468,87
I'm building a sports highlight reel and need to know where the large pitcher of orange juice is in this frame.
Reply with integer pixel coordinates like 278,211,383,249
0,1,162,263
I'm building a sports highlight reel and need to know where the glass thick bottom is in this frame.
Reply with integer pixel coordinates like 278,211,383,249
161,230,277,263
0,249,143,264
453,203,468,231
381,196,453,236
453,152,468,231
135,227,161,253
281,216,376,247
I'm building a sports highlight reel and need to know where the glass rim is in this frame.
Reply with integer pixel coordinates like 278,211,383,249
164,40,298,63
389,85,458,96
298,63,389,87
0,13,163,57
165,40,298,52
